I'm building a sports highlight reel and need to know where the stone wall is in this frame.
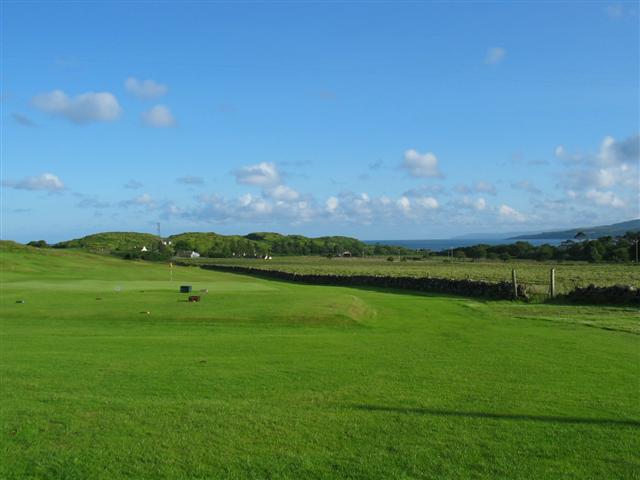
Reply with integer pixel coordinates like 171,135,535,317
561,284,639,306
194,264,528,300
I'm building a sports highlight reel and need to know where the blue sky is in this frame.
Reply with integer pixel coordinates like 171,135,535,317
2,1,638,242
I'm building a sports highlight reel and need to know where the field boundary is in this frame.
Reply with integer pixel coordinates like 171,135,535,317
185,263,528,300
183,263,640,306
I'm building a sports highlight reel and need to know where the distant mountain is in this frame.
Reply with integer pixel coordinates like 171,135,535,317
509,219,640,240
451,231,536,240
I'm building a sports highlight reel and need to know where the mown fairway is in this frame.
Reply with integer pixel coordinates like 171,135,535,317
1,243,639,479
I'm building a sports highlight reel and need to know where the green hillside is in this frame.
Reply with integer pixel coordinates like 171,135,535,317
54,232,161,252
51,231,373,257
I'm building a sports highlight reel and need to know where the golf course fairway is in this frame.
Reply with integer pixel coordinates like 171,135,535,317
1,242,638,479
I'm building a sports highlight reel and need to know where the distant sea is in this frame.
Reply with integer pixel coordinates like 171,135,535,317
364,238,564,251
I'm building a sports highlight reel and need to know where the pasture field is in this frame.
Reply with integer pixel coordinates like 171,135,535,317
1,242,639,479
190,255,640,295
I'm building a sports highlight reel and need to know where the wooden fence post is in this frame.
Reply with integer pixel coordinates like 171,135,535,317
512,269,518,300
550,268,556,298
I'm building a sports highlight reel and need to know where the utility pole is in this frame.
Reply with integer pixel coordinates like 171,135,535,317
157,222,161,239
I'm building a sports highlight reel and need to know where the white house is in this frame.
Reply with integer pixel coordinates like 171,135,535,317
141,246,148,252
190,251,200,259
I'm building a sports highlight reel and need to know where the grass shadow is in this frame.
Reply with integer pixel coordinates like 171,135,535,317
346,404,640,427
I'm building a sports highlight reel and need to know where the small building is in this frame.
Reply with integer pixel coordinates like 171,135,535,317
141,246,148,252
341,251,352,257
190,251,200,259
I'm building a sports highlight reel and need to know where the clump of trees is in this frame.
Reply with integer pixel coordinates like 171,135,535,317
436,232,638,263
27,240,49,248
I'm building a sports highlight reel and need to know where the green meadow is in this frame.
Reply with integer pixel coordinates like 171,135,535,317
191,255,640,295
1,242,639,479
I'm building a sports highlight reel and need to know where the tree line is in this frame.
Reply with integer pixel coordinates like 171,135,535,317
434,232,639,263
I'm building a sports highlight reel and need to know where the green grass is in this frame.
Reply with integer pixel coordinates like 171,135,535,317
190,255,640,295
1,242,639,479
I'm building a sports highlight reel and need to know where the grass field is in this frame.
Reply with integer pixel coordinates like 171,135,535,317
1,242,639,478
190,255,640,296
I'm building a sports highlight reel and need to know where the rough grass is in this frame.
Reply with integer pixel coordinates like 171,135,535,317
1,243,639,479
190,255,640,295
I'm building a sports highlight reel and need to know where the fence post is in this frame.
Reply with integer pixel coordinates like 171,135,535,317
550,268,556,298
512,269,518,300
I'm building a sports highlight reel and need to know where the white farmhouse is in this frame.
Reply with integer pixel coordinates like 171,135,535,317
190,251,200,259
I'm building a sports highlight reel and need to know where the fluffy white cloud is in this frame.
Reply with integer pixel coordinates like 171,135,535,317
32,90,122,124
456,196,486,211
397,196,411,214
414,196,439,210
121,193,156,208
498,204,525,222
234,162,281,187
125,77,168,99
326,196,339,213
485,47,506,65
401,149,441,178
141,105,176,127
558,134,638,212
585,189,625,208
3,173,65,192
264,184,300,201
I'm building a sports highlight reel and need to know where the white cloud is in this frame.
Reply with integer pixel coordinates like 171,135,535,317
554,145,565,158
121,193,156,208
498,204,525,222
397,196,411,214
401,149,441,178
457,196,486,211
485,47,506,65
415,196,439,210
3,173,65,192
326,196,339,213
234,162,281,187
141,105,176,128
32,90,122,124
125,77,168,99
264,184,300,201
559,134,639,204
585,189,625,208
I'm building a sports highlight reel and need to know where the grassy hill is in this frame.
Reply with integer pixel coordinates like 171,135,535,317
1,243,639,478
52,231,372,257
54,232,161,252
